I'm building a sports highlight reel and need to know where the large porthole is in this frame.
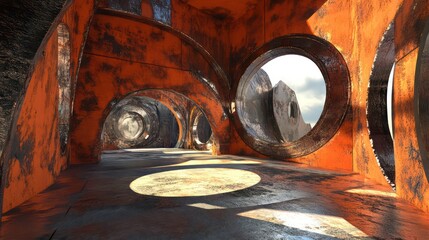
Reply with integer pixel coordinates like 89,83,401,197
415,20,429,182
232,35,350,159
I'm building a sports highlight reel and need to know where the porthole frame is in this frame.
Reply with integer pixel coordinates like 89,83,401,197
191,108,213,150
367,23,396,188
414,19,429,182
231,34,351,159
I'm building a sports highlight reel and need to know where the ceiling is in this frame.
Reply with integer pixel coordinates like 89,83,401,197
180,0,259,20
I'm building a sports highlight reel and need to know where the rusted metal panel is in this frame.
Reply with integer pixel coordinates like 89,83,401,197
307,0,398,181
395,0,429,60
229,1,264,74
85,14,182,69
172,1,231,81
264,0,327,39
1,0,97,214
394,0,429,213
395,50,429,213
4,0,429,217
0,0,67,159
180,0,259,20
71,53,230,164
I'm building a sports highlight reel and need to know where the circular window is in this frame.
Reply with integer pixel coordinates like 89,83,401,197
108,99,157,148
415,20,429,182
191,109,213,150
102,96,183,149
117,112,146,140
232,35,350,158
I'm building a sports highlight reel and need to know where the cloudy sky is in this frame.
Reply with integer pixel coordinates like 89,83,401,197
261,54,394,137
261,55,326,127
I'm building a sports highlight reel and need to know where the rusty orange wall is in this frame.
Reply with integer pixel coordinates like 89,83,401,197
74,0,429,214
228,0,354,171
171,0,230,75
71,12,230,164
0,0,96,213
345,0,403,187
394,0,429,213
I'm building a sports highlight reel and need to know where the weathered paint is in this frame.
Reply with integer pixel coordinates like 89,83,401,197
0,0,97,214
2,0,429,217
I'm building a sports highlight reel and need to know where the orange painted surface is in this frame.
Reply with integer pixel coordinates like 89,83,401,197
394,51,429,212
306,0,402,185
71,54,230,163
228,0,354,172
3,0,429,216
172,0,230,73
392,1,429,213
1,0,96,213
181,0,258,20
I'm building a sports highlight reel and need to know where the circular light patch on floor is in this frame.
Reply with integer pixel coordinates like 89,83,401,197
129,168,261,197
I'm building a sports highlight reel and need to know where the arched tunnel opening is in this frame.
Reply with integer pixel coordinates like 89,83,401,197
101,91,215,155
102,96,180,149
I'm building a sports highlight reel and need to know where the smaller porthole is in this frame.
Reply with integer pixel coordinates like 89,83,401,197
102,96,181,149
117,112,145,140
232,35,350,158
191,109,213,150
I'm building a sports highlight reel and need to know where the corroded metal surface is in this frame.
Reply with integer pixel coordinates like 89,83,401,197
0,0,67,157
415,18,429,183
0,0,97,214
367,23,396,188
180,0,259,20
3,0,429,218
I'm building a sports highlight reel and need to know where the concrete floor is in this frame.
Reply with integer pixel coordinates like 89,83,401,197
2,149,429,239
